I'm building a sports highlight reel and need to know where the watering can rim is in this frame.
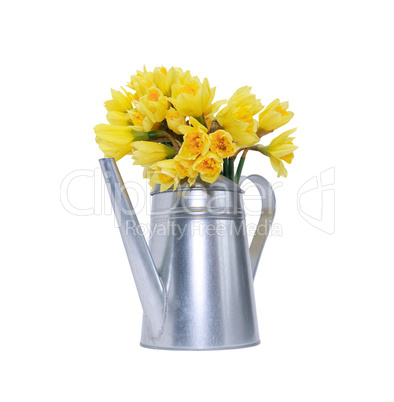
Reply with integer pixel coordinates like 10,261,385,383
151,174,245,195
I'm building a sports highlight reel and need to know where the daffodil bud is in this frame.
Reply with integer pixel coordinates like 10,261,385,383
165,108,186,134
258,99,294,132
131,141,176,167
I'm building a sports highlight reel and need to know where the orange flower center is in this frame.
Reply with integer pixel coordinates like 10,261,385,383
131,110,145,126
181,83,200,96
217,137,230,151
148,89,160,102
275,105,289,117
197,158,217,174
234,109,254,134
175,160,189,176
186,131,204,154
167,109,180,121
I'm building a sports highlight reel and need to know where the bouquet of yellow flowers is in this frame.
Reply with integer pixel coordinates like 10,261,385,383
94,66,297,191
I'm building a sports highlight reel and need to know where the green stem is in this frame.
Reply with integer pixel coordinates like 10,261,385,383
148,130,181,150
229,157,234,182
147,131,160,139
223,158,228,178
195,115,206,127
235,156,246,184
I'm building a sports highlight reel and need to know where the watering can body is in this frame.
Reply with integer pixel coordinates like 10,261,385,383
100,158,275,350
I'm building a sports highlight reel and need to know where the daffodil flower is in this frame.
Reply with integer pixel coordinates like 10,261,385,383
257,128,298,178
193,152,223,184
131,141,176,167
147,159,180,192
153,67,178,96
94,124,155,161
169,74,223,121
165,108,186,134
104,88,135,126
174,155,198,186
94,66,298,187
216,86,263,146
209,129,237,158
258,99,294,132
128,66,155,98
178,117,210,160
128,87,168,132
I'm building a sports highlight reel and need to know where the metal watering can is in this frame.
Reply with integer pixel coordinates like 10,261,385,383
100,157,275,350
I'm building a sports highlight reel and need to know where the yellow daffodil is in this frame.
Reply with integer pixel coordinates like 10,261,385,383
226,86,263,113
174,155,198,185
131,141,176,167
169,68,196,86
153,67,178,96
258,99,294,132
257,128,298,178
128,109,145,127
209,129,237,158
104,88,134,113
128,87,168,132
128,66,155,99
193,152,223,184
94,124,153,161
104,88,134,126
178,117,210,160
94,66,299,189
204,99,227,131
147,159,180,192
169,69,224,128
169,74,223,121
166,108,186,134
129,66,184,99
216,86,263,146
179,116,208,134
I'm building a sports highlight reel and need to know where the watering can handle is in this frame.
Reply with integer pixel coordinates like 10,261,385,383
239,175,276,280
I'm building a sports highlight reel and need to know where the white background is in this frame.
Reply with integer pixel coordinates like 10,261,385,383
1,0,393,401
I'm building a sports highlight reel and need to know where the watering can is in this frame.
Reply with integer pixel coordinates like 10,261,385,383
99,157,275,350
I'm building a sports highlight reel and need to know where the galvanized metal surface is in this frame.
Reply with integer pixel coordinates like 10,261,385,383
100,158,276,350
239,175,276,279
99,158,166,339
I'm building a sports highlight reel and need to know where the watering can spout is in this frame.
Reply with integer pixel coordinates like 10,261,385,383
99,158,166,339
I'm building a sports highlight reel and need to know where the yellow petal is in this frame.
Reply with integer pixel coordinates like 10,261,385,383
131,141,176,167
